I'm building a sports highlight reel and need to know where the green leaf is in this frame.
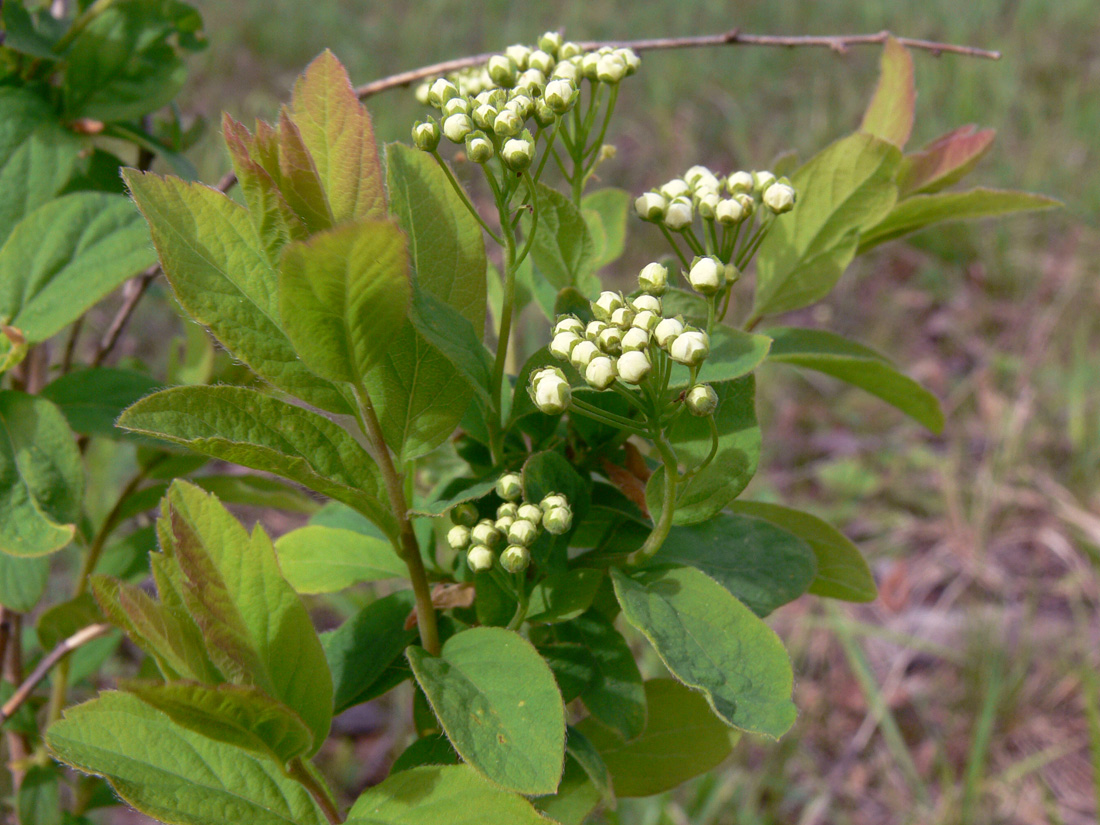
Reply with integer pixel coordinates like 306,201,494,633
323,590,418,713
275,525,405,594
409,475,499,519
527,569,605,623
0,87,82,246
279,218,410,383
273,109,335,233
582,188,630,271
858,187,1061,252
192,474,319,514
123,170,351,413
62,0,201,122
39,368,162,437
37,593,104,650
157,481,333,749
120,680,314,765
534,758,602,825
407,627,566,795
386,143,487,329
565,724,613,802
408,286,493,403
754,133,901,317
522,450,591,570
654,513,817,616
291,51,386,224
390,734,459,773
47,691,330,825
556,611,646,741
897,125,996,197
646,376,761,526
0,193,154,342
347,765,553,825
576,679,733,798
765,326,945,431
860,37,915,148
611,566,797,739
117,385,396,539
538,643,596,703
17,765,62,825
0,552,51,611
728,501,877,602
2,2,62,59
0,391,83,557
670,325,772,388
529,182,596,290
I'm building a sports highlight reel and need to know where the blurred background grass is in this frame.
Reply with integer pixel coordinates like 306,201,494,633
148,2,1099,823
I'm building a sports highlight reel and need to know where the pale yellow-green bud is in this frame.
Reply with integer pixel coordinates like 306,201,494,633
560,41,583,59
472,103,498,131
415,82,431,105
632,310,660,333
617,349,651,384
529,49,555,75
621,326,650,352
688,256,725,296
465,132,494,163
596,53,627,83
442,97,469,117
497,502,519,520
686,383,719,416
493,109,523,138
467,545,495,572
549,331,581,361
581,52,600,80
447,524,471,551
428,78,459,107
634,192,667,222
670,330,710,366
715,197,745,225
540,493,568,513
597,326,623,355
450,502,479,527
585,320,608,341
763,182,796,214
442,113,473,143
506,94,534,120
533,373,571,414
543,505,572,535
505,44,531,70
585,356,617,390
518,503,543,523
501,137,535,171
539,31,563,56
551,60,580,84
685,165,720,192
569,340,600,370
487,54,518,87
412,118,441,152
654,316,684,347
631,294,661,314
496,473,523,501
593,291,624,321
697,191,720,220
544,78,578,114
472,519,502,547
752,170,776,195
495,515,515,533
727,170,754,194
660,179,691,200
507,519,539,547
663,199,693,231
638,262,669,295
500,544,531,573
609,306,635,329
517,69,546,95
617,48,641,75
553,316,585,336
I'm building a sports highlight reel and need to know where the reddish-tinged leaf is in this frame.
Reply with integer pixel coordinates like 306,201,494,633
860,37,915,148
276,108,334,232
291,50,386,223
897,124,996,196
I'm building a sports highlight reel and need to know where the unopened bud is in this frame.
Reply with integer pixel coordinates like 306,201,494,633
618,48,641,75
617,350,651,384
544,78,578,114
654,316,684,347
585,356,617,390
497,502,519,520
686,383,719,416
415,82,431,104
631,294,661,314
472,103,498,130
443,113,473,143
728,170,754,194
735,193,755,219
634,192,668,222
638,262,669,295
621,326,650,352
539,31,563,56
593,291,624,321
551,60,580,84
518,503,543,523
505,44,531,70
534,101,557,128
549,331,581,360
447,524,471,550
581,52,600,80
715,197,745,225
452,503,480,527
660,179,691,200
467,545,495,572
543,506,573,535
517,69,546,94
685,165,718,190
609,306,635,328
500,544,531,573
428,78,459,107
663,199,693,231
495,515,515,533
471,519,502,547
442,97,469,117
412,118,441,152
688,256,725,296
507,94,534,120
493,109,523,138
501,137,535,171
632,310,659,333
554,316,585,336
697,191,720,220
533,373,571,415
560,41,583,59
529,49,555,75
585,320,608,341
597,326,623,355
496,473,523,501
763,182,796,214
540,493,568,513
670,330,710,366
752,170,776,195
569,340,600,370
596,53,627,83
487,54,518,87
507,519,539,546
465,132,494,163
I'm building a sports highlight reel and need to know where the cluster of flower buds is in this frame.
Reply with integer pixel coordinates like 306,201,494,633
412,32,639,167
634,166,797,231
446,474,573,574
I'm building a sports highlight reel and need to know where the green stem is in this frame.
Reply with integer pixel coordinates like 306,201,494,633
680,415,719,484
506,574,529,630
431,152,503,246
627,434,679,565
705,218,719,256
570,397,647,434
581,84,619,164
489,202,519,462
658,225,691,269
352,384,440,656
288,757,342,824
513,172,539,270
532,118,561,184
681,226,706,256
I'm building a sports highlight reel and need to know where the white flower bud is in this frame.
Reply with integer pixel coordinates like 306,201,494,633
610,307,635,328
472,103,498,130
597,326,623,355
517,69,546,94
487,54,518,87
663,199,693,231
529,49,555,75
617,48,641,75
415,82,431,104
442,97,469,117
688,256,725,295
497,502,519,520
467,545,495,572
465,132,494,163
763,182,796,214
585,320,607,341
632,310,659,333
538,31,563,56
442,113,473,143
505,44,531,70
501,137,535,171
654,316,684,347
617,350,651,384
686,383,719,416
596,53,627,83
412,118,441,152
728,170,754,194
549,331,581,360
500,544,531,573
634,192,667,222
631,294,661,314
532,366,562,385
581,52,600,80
450,502,479,526
534,101,556,128
447,524,471,550
496,472,523,501
593,291,624,321
660,179,691,200
534,373,571,414
518,503,543,523
551,60,580,84
507,519,539,546
638,262,669,295
560,41,583,59
493,109,523,138
543,505,572,535
670,330,710,365
428,78,459,107
697,191,720,220
752,170,776,195
685,165,720,192
495,515,515,533
544,78,577,114
540,493,568,513
735,194,756,220
621,326,650,352
553,316,585,336
507,94,534,120
471,519,502,547
569,340,600,370
585,356,617,390
715,197,745,225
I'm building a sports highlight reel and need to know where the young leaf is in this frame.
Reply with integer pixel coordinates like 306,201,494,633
346,764,553,825
279,218,409,383
0,391,83,557
753,133,901,317
529,182,596,291
39,367,162,438
0,193,155,343
582,188,631,271
123,170,352,414
728,501,877,602
120,681,315,765
612,566,797,739
576,679,733,798
555,611,647,741
0,553,51,612
275,109,335,233
386,143,487,329
117,385,396,539
857,187,1061,252
897,124,996,197
860,37,916,148
407,627,566,795
158,482,333,749
653,513,817,616
646,375,761,526
275,525,406,594
324,590,419,714
0,88,82,245
291,50,387,224
765,326,945,431
408,286,493,402
47,691,330,825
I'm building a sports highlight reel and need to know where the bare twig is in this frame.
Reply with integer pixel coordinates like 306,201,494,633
0,623,113,727
353,28,1000,98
